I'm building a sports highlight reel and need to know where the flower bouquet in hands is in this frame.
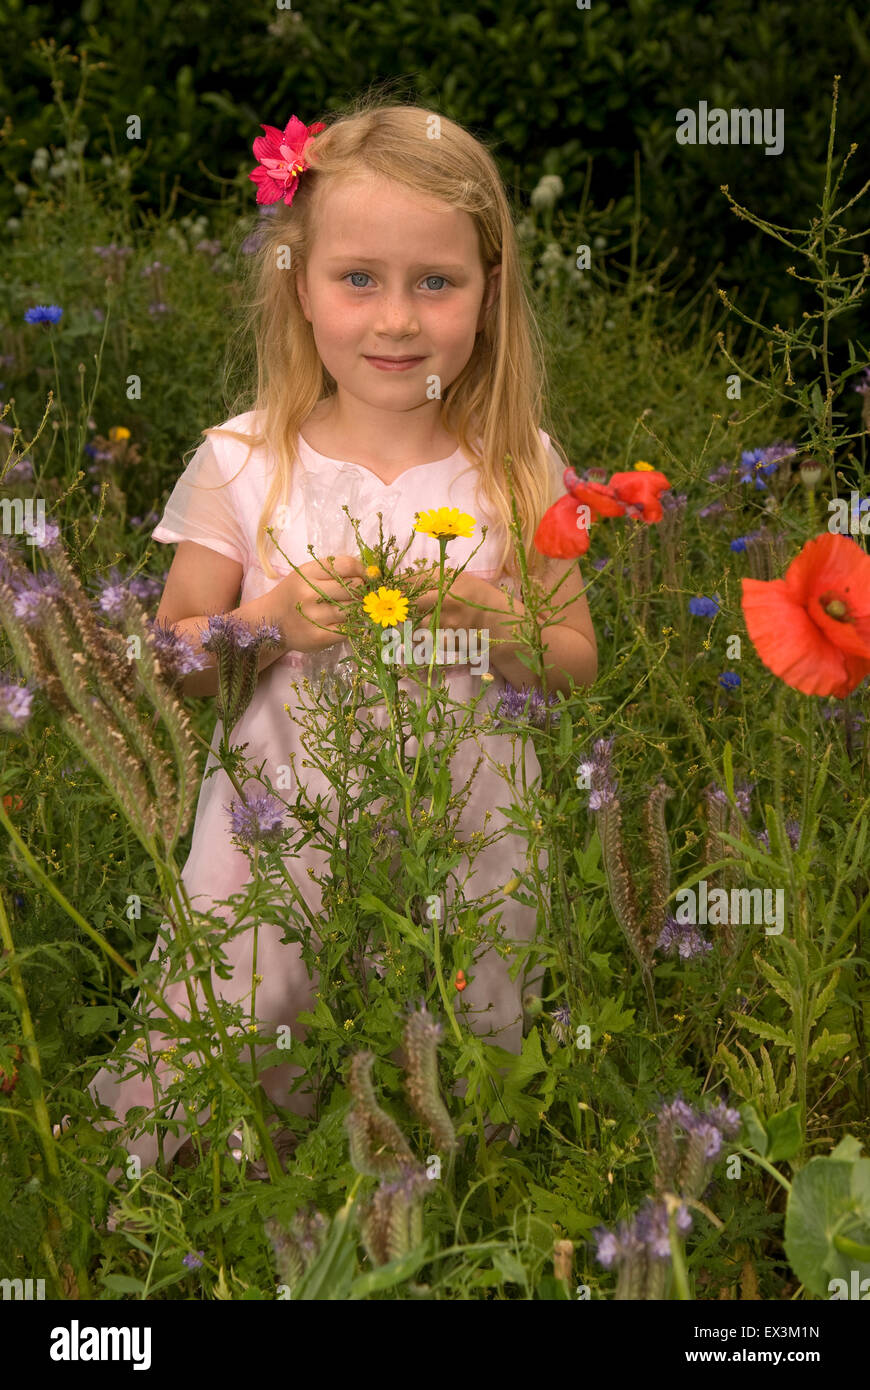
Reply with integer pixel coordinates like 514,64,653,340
295,467,401,692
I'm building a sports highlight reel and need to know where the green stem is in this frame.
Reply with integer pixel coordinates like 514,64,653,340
0,889,93,1297
734,1145,792,1194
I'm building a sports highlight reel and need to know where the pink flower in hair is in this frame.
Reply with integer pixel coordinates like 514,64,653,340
249,115,325,206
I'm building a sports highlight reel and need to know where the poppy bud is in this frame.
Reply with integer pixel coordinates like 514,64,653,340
522,991,544,1017
454,970,467,992
799,458,823,487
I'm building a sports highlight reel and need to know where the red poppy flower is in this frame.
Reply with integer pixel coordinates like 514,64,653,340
454,970,467,992
533,494,594,558
741,533,870,697
564,468,628,518
607,469,672,523
2,795,23,813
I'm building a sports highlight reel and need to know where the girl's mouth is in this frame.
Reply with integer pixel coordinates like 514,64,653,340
364,356,425,371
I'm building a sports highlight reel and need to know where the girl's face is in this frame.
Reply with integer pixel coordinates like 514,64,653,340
295,173,500,405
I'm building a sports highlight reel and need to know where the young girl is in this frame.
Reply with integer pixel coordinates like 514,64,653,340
87,98,597,1176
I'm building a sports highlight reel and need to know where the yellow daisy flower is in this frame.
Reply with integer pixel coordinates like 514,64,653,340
109,426,131,442
414,506,476,540
363,586,409,628
365,563,381,579
633,460,654,471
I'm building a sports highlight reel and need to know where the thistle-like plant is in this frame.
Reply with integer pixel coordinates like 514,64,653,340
344,1004,456,1268
0,532,199,853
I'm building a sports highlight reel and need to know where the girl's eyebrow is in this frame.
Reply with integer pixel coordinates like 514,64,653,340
323,256,468,274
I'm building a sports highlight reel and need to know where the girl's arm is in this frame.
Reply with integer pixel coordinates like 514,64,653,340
471,557,598,696
154,541,293,698
154,541,367,698
416,558,598,696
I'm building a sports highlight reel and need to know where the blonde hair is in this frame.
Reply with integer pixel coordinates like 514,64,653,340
207,88,564,584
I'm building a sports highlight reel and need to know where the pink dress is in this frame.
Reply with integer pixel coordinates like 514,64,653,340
87,411,563,1170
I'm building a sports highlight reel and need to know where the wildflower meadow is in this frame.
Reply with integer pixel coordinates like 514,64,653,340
1,43,869,1339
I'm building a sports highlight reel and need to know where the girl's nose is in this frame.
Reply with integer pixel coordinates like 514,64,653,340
373,296,420,336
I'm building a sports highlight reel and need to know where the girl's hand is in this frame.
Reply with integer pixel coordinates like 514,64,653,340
275,555,367,654
414,571,486,632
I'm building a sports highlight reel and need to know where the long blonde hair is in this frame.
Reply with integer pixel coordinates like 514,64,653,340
207,89,564,584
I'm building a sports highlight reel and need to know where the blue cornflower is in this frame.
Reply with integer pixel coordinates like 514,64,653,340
738,448,777,489
730,535,749,552
23,305,63,324
718,672,741,690
689,595,719,618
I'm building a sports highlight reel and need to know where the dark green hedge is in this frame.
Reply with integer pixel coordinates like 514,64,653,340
2,0,868,329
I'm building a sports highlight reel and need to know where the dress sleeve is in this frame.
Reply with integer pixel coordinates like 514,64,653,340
151,433,248,566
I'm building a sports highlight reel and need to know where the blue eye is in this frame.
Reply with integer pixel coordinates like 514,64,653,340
342,273,450,291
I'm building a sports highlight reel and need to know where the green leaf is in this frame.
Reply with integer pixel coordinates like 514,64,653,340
784,1157,870,1297
830,1136,865,1164
101,1274,147,1295
733,1013,794,1051
740,1103,768,1157
752,953,792,1007
67,1004,118,1035
807,1030,852,1065
349,1242,431,1298
356,891,431,958
492,1247,529,1287
503,1026,548,1090
765,1103,802,1163
595,992,636,1036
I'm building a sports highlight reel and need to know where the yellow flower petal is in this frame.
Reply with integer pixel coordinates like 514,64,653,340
414,506,476,540
362,586,409,628
109,426,131,442
633,460,654,471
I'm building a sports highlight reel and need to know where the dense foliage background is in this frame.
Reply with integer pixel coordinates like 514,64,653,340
3,0,869,333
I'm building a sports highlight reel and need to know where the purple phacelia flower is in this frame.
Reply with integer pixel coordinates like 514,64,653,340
494,681,559,729
146,618,209,682
0,682,34,732
707,462,732,484
225,792,288,847
657,914,713,960
5,457,33,482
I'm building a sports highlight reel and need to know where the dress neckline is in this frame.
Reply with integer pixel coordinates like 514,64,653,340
296,431,462,489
